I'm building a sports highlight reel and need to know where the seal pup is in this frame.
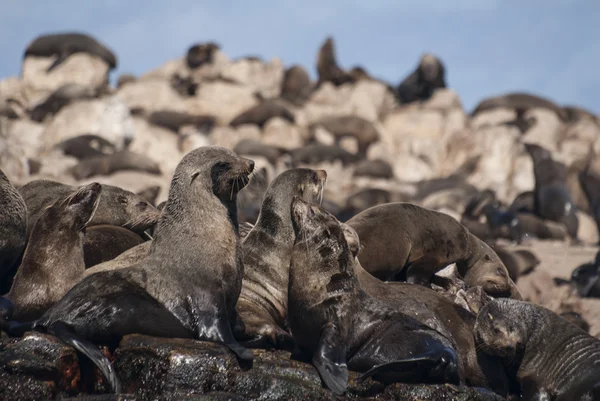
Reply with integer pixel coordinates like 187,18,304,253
24,32,117,72
396,53,446,104
229,99,295,128
346,203,521,299
525,143,579,240
280,65,313,106
68,150,161,180
316,37,354,87
34,146,255,393
309,116,379,157
83,225,145,268
288,198,460,395
474,298,600,401
0,169,27,283
6,183,102,321
236,168,327,350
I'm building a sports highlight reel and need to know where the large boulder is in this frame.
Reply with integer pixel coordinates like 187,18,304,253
220,57,285,99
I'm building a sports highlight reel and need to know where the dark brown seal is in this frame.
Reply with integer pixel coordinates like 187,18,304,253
290,144,359,166
578,153,600,243
316,37,354,87
0,169,27,284
280,65,313,106
7,183,102,321
525,143,579,239
24,32,117,72
34,146,255,393
54,134,117,160
229,99,295,128
83,241,152,277
471,92,567,120
233,139,286,166
83,225,145,268
236,168,327,350
352,159,394,179
288,198,460,395
494,247,540,283
186,42,220,69
570,251,600,298
396,53,446,104
346,203,521,299
148,110,216,134
29,83,97,122
474,298,600,401
68,150,161,180
309,116,379,156
337,188,407,222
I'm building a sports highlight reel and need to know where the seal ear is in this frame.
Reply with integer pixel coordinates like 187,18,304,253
313,323,348,395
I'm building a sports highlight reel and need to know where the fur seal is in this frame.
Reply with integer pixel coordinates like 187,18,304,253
460,192,522,243
68,150,161,180
288,198,460,395
24,32,117,72
316,37,354,87
352,159,394,179
290,144,358,166
309,116,379,156
396,53,446,104
54,134,117,160
83,225,145,268
346,203,521,299
7,183,102,321
474,298,600,401
148,110,216,134
170,73,198,97
578,153,600,243
0,169,27,283
525,143,579,239
280,65,313,106
83,241,152,277
570,251,600,298
337,188,407,222
136,185,161,206
236,168,327,350
233,139,286,166
494,247,539,283
34,146,255,393
559,311,590,333
229,99,295,128
186,42,219,69
29,83,97,122
471,92,567,120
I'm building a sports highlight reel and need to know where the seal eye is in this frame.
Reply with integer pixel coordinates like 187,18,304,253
191,172,200,183
484,254,491,261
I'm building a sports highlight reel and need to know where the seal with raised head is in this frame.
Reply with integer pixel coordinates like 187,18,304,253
346,203,521,299
68,150,161,180
24,32,117,72
6,183,102,321
34,146,256,393
396,53,446,104
288,198,460,395
315,37,354,87
474,298,600,401
280,65,313,106
525,143,579,240
229,99,295,128
83,225,145,268
0,169,27,283
236,168,327,350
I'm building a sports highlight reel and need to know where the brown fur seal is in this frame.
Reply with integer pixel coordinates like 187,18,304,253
559,311,590,333
341,223,509,395
396,53,446,104
136,186,161,206
288,198,460,395
475,298,600,401
280,65,313,106
229,99,295,128
0,169,27,283
525,143,579,239
7,183,102,321
570,252,600,298
316,37,354,87
186,42,219,69
309,116,379,156
148,110,216,134
233,139,286,166
68,150,161,180
83,225,145,268
353,159,394,179
471,92,567,120
54,134,117,160
290,144,359,166
494,247,540,283
83,241,152,277
346,203,521,299
24,32,117,72
236,168,327,350
29,83,97,122
34,146,255,393
337,188,407,222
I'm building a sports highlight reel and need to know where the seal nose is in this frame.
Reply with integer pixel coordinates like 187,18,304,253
247,160,255,172
316,170,327,181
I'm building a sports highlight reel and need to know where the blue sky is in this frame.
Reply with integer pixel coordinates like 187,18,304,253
1,0,598,114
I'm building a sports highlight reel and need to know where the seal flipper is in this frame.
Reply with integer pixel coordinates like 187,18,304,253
45,321,121,394
312,323,348,395
196,312,254,362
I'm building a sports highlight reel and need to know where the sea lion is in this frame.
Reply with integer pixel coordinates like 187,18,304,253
0,169,27,283
471,92,567,120
474,298,600,401
494,247,540,283
236,168,327,350
352,159,394,179
29,83,97,122
290,144,358,166
7,183,102,321
148,110,216,134
525,143,579,239
315,37,354,87
346,203,521,299
68,150,161,180
186,42,220,69
83,225,145,268
34,146,256,393
136,186,161,206
229,99,295,128
54,134,117,160
309,116,379,156
280,65,313,106
288,198,460,395
396,53,446,104
233,139,286,166
24,32,117,72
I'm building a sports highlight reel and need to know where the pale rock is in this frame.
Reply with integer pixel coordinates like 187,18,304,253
313,126,335,146
4,118,45,159
0,76,27,115
141,58,186,81
577,211,599,245
521,108,564,152
261,117,304,150
420,88,463,111
209,125,261,150
339,137,358,155
127,118,182,178
470,108,516,129
190,51,231,81
186,81,258,125
36,149,79,179
117,78,187,113
0,131,29,183
220,57,284,99
368,140,434,182
178,132,212,155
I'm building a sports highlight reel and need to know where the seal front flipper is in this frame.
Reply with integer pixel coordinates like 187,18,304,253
196,311,254,362
312,323,349,395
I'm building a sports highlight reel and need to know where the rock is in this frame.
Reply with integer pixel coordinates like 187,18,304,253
419,88,463,111
521,108,564,153
209,125,262,150
577,211,599,245
117,78,187,114
221,57,284,99
470,108,516,129
21,54,109,105
186,81,258,125
2,118,45,160
368,140,434,182
261,117,304,150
